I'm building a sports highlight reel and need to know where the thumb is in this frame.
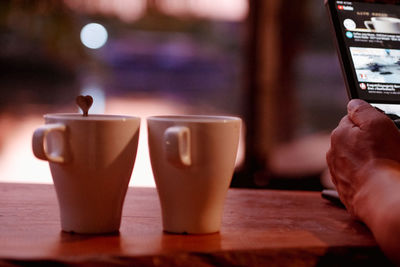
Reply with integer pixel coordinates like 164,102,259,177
347,99,388,128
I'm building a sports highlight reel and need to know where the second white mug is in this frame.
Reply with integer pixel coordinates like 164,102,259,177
147,115,241,234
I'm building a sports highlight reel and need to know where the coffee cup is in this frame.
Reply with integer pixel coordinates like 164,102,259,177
147,115,241,234
365,17,400,34
32,114,140,234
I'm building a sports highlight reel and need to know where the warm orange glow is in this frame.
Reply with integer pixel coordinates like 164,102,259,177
158,0,248,21
0,97,245,187
64,0,147,22
0,115,52,184
64,0,248,22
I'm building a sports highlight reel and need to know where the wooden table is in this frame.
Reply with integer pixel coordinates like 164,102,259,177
0,183,392,266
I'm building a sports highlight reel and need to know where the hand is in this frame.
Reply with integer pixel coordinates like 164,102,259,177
326,99,400,216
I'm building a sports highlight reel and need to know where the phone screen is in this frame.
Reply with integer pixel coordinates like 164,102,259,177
328,0,400,109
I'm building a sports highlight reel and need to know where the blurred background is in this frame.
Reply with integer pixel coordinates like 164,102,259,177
0,0,347,189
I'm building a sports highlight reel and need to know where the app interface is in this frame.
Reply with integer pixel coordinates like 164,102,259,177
336,1,400,102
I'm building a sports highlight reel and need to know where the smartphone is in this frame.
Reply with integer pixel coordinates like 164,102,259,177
321,189,345,208
326,0,400,120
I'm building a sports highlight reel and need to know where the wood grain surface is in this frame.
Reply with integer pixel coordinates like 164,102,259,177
0,183,392,266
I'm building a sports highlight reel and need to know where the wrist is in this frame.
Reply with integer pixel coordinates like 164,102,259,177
353,159,400,229
352,159,400,263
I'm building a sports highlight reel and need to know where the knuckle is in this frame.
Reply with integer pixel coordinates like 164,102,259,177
330,127,344,144
326,149,333,163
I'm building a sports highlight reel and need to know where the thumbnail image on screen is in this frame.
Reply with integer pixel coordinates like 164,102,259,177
350,47,400,84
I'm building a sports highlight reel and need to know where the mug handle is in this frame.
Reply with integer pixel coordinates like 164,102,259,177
32,123,68,163
164,126,191,167
364,21,374,30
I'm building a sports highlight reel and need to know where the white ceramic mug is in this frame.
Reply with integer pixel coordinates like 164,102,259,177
32,114,140,234
147,115,241,234
365,17,400,34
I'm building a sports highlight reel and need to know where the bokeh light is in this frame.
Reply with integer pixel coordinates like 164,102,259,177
80,23,108,49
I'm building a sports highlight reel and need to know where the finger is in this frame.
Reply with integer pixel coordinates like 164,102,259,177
326,149,337,185
326,148,333,167
347,99,389,128
330,115,356,146
331,115,354,141
337,114,354,129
